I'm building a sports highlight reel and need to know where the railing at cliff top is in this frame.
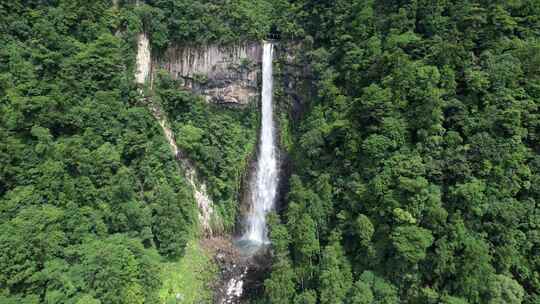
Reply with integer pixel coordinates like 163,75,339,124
266,32,281,41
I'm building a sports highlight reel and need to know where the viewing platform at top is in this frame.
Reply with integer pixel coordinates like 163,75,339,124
266,32,281,41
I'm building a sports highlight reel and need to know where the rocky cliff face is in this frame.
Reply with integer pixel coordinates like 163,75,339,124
135,33,151,85
135,33,218,236
134,32,309,302
153,43,262,106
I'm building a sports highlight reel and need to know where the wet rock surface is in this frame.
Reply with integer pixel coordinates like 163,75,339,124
202,237,271,304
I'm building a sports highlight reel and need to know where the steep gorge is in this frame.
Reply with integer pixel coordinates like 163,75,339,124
2,1,539,303
133,15,313,300
135,30,277,302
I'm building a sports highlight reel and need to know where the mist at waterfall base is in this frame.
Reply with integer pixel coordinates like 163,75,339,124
236,42,278,255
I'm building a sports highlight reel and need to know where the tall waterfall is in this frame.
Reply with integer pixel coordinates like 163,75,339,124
243,42,278,245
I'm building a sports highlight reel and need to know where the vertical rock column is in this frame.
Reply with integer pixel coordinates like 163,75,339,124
135,33,151,85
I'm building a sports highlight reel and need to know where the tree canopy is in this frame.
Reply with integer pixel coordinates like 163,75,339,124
2,0,540,303
263,0,540,303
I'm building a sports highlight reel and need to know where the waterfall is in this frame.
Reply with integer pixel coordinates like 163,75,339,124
220,42,276,303
242,42,278,245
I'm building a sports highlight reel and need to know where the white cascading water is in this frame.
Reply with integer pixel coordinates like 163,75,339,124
242,42,278,245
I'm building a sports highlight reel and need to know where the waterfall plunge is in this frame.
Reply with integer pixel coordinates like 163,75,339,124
242,42,278,245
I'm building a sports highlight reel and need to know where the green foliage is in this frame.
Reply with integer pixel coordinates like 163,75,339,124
3,1,540,303
73,235,161,304
154,71,257,230
142,0,301,48
151,179,195,257
268,212,291,256
265,0,540,303
319,238,353,304
293,290,317,304
0,2,196,302
486,274,525,304
348,280,374,304
391,225,434,264
158,240,218,304
264,255,296,304
355,271,399,304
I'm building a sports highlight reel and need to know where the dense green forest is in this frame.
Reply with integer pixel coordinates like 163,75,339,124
2,0,540,304
133,0,298,50
0,1,199,303
264,1,540,304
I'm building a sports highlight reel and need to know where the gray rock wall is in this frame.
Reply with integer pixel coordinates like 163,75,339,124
154,43,263,106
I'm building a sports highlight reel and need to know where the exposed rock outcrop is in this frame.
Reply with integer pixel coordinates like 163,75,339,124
202,237,270,304
135,32,218,236
135,32,151,85
154,43,262,106
150,104,218,236
134,29,306,303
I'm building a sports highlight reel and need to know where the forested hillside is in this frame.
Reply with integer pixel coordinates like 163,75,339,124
265,1,540,304
132,0,298,49
0,2,198,303
2,0,540,304
0,1,286,303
